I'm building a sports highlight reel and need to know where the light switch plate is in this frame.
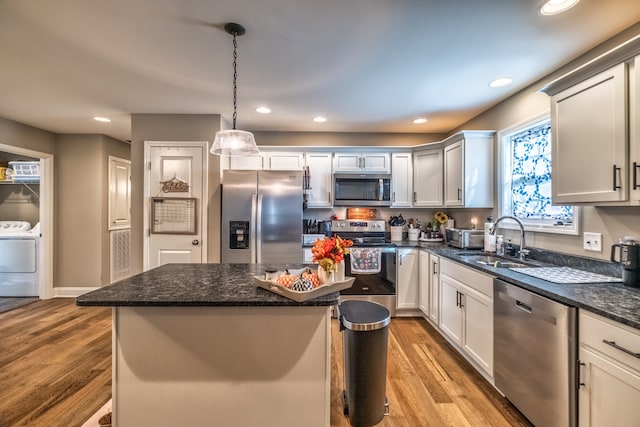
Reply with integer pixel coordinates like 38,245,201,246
584,232,602,252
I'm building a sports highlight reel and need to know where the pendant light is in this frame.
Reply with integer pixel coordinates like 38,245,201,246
211,23,259,156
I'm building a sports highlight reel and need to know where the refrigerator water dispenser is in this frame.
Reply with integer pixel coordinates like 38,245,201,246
229,221,249,249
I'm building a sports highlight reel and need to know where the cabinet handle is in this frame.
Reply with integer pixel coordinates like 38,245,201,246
413,192,417,203
578,361,586,388
392,192,396,202
613,165,622,191
399,254,403,266
459,292,464,308
455,291,459,307
432,261,437,274
457,188,462,201
328,191,331,202
633,162,639,190
603,339,640,358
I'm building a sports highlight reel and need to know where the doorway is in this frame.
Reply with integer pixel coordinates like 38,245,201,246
0,143,54,299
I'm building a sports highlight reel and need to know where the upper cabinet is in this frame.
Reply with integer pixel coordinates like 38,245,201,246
413,147,443,207
391,153,413,207
304,152,333,208
265,152,304,170
540,37,640,205
443,131,494,208
228,154,264,170
333,152,390,173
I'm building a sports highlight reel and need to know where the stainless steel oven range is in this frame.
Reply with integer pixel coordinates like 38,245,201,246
331,220,397,316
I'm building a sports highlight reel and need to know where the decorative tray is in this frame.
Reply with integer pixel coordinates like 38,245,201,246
253,275,355,302
419,237,444,242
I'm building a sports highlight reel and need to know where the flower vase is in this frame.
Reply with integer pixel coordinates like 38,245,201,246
317,265,335,284
335,260,345,282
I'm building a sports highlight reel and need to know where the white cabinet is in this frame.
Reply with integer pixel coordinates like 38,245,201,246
540,39,640,205
413,147,443,207
391,153,413,207
229,154,264,170
439,258,494,377
549,63,627,203
396,248,418,311
418,250,440,325
304,152,333,208
266,152,304,170
578,311,640,427
418,251,430,315
428,254,440,325
442,131,494,208
333,152,390,173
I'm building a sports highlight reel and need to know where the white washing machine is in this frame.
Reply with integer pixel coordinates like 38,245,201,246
0,221,39,296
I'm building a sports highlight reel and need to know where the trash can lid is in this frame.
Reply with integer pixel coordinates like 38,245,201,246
339,300,390,331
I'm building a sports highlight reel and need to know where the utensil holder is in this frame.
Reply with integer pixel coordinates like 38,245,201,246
390,226,403,241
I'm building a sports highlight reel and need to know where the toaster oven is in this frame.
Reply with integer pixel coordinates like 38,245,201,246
446,228,484,249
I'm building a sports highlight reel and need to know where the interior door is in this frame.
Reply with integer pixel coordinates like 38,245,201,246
146,144,205,270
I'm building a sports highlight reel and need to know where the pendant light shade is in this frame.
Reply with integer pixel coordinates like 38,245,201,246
211,23,259,157
211,129,259,156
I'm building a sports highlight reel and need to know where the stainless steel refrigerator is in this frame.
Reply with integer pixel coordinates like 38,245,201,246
221,170,303,264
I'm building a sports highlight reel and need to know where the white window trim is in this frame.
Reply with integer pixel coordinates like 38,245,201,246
497,112,580,236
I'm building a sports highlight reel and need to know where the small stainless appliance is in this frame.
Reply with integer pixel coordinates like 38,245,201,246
611,236,640,287
333,174,391,206
330,220,396,315
221,170,303,264
494,278,577,427
445,228,484,249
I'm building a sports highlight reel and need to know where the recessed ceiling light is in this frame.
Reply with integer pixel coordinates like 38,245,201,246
412,118,428,124
256,106,271,114
313,116,327,123
489,77,513,88
539,0,580,15
93,116,111,123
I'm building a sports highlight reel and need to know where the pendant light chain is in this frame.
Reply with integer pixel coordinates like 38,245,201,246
232,31,238,130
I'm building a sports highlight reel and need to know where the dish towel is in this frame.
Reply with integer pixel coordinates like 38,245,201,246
350,248,382,274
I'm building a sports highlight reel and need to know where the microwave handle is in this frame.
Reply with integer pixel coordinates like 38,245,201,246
379,178,384,201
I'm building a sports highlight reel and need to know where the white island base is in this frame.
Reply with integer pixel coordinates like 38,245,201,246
112,305,332,426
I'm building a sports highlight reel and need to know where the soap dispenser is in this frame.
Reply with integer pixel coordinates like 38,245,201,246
484,216,496,253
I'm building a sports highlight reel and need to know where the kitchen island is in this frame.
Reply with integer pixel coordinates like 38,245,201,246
76,263,338,427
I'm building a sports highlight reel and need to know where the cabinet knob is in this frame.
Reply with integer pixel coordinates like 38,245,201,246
192,240,200,246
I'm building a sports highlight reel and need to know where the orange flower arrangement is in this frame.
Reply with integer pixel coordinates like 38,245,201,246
311,235,353,272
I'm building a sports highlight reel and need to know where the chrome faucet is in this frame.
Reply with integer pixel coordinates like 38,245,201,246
490,216,529,260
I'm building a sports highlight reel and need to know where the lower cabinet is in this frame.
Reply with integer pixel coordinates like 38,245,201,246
579,311,640,427
396,248,419,311
438,258,494,378
418,251,439,324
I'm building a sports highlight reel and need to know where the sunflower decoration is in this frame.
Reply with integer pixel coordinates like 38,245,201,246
311,235,354,272
433,211,449,228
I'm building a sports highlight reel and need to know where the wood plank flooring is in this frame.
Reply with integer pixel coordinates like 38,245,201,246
0,299,531,427
0,297,39,314
0,298,111,427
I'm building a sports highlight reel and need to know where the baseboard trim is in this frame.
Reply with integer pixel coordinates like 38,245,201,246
53,287,100,298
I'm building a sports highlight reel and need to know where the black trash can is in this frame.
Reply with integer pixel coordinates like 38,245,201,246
339,300,391,427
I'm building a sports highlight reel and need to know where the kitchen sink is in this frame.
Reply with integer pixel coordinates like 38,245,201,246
456,254,531,268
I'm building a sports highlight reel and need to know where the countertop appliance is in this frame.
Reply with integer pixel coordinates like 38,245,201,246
611,236,640,287
445,228,484,249
221,170,302,264
329,220,396,316
333,174,391,207
0,220,39,296
494,278,577,427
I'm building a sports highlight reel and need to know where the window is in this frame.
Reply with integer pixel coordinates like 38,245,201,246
498,113,579,235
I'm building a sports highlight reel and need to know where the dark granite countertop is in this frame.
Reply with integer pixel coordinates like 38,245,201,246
76,263,339,307
400,241,640,330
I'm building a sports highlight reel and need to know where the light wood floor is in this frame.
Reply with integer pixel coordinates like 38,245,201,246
0,299,531,427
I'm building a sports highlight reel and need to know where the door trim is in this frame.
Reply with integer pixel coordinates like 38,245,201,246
143,141,208,272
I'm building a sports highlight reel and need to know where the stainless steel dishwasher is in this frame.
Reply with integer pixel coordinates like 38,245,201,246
494,279,577,427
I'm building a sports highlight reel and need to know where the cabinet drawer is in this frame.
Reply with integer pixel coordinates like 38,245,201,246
580,310,640,372
439,258,494,298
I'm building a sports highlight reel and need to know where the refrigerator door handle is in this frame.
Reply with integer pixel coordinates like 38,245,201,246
256,193,264,263
250,193,258,264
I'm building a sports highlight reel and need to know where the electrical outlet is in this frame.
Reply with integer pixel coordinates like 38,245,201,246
584,232,602,252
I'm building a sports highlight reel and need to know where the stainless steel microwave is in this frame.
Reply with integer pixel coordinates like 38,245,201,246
333,174,392,206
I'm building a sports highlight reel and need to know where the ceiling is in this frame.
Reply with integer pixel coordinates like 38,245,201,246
1,1,640,142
